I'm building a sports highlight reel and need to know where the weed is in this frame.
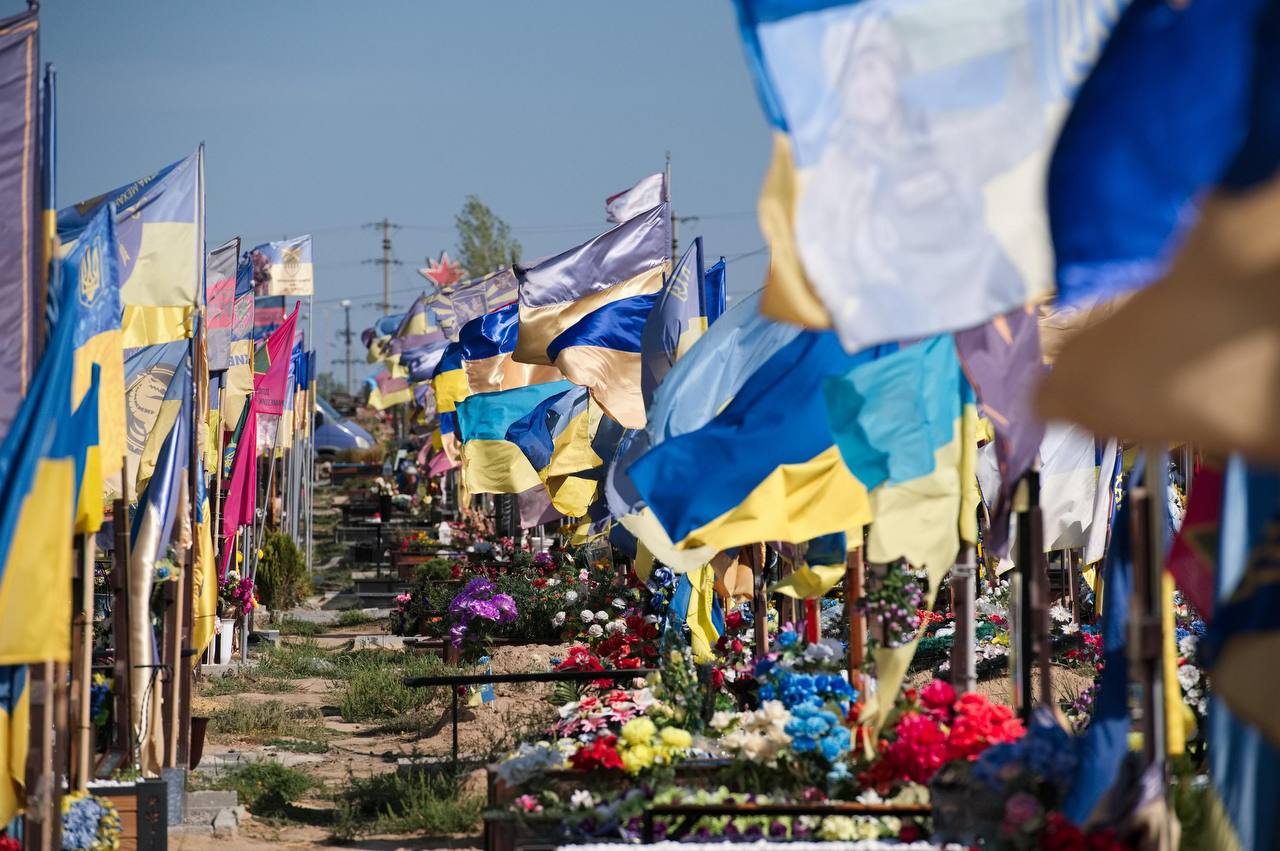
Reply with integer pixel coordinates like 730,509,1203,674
207,699,327,744
330,767,482,840
335,609,378,628
334,651,449,722
255,639,331,679
265,738,331,754
277,617,325,637
201,671,299,697
208,761,315,818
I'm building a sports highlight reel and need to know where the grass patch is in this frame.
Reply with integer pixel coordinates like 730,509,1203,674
207,699,327,744
201,671,299,697
335,609,379,628
333,651,450,722
266,738,331,754
331,767,482,840
208,761,316,819
255,639,332,679
277,617,325,638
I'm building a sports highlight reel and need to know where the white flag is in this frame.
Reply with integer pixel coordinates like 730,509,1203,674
605,172,665,223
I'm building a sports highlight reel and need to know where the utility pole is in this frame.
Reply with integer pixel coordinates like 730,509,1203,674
363,218,403,316
338,298,354,395
663,151,699,261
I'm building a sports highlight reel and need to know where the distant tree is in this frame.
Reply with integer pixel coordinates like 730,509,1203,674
454,195,521,276
316,371,340,398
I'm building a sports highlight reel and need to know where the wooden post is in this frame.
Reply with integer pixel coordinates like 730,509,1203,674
1066,549,1080,625
110,495,135,768
161,574,179,768
950,547,977,694
775,554,796,628
72,535,95,789
1026,473,1053,709
1013,475,1035,720
1131,450,1168,765
22,662,56,851
751,543,768,656
845,547,865,691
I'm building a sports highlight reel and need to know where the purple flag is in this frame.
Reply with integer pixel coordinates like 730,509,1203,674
0,9,40,440
955,304,1045,556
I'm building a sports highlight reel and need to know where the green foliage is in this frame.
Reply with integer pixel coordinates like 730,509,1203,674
201,670,299,697
256,639,330,679
333,650,450,722
413,558,455,582
454,195,521,277
265,738,330,754
256,530,312,612
335,609,378,628
277,616,324,637
207,699,327,744
211,761,315,818
330,767,483,840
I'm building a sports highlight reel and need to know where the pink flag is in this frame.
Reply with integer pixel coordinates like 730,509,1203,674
253,303,299,416
221,395,258,578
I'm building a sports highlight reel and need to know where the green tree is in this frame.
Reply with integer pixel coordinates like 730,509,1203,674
454,195,521,276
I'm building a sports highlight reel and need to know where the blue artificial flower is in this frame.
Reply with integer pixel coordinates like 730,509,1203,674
777,630,800,648
804,716,830,737
791,735,817,754
818,733,847,762
825,761,851,787
760,683,776,701
790,703,816,720
1191,618,1206,636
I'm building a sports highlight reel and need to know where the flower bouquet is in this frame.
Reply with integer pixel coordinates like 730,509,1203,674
60,789,122,850
447,577,517,661
217,569,257,619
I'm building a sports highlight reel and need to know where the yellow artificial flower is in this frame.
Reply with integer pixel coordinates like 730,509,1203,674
621,743,655,774
621,717,657,746
659,727,692,749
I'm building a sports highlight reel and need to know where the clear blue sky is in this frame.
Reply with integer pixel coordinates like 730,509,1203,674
25,0,772,384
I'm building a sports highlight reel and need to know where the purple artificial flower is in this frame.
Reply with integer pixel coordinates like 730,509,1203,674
470,599,501,622
493,593,518,623
449,622,468,648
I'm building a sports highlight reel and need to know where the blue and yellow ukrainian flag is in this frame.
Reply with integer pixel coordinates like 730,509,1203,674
628,331,893,556
505,384,603,516
191,449,218,664
667,563,724,662
0,263,82,667
515,204,669,428
60,149,202,351
71,366,104,533
454,380,575,495
822,335,979,729
606,289,801,571
123,339,191,499
460,302,562,394
62,203,124,504
640,236,706,408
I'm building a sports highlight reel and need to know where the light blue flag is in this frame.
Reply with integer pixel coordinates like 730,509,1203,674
505,385,590,474
1050,0,1271,305
732,0,1122,352
640,236,704,409
822,335,957,492
605,288,798,526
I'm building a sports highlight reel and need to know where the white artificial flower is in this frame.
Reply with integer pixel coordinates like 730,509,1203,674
1178,635,1198,657
565,590,579,603
644,614,660,624
546,577,561,587
605,619,626,634
710,711,736,731
1050,603,1072,624
1062,622,1080,635
612,597,627,609
579,569,589,581
595,610,609,622
587,624,604,638
581,610,594,622
934,625,956,639
631,688,656,711
1177,664,1201,691
552,611,566,627
570,789,595,810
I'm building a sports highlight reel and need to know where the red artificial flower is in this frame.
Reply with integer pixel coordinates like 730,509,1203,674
899,824,923,843
920,679,956,714
725,610,745,631
1040,813,1087,851
569,735,624,771
711,667,725,688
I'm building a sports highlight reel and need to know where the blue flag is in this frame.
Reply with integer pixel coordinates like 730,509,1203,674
1050,0,1270,305
640,236,705,408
